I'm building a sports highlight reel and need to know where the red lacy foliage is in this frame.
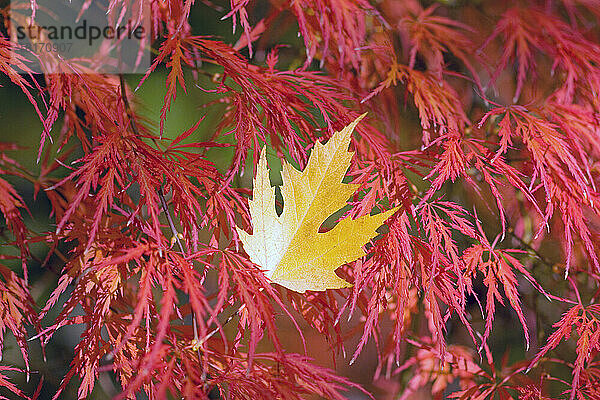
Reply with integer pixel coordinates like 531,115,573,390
1,0,600,399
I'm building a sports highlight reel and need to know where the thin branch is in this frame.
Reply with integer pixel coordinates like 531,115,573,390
507,228,555,269
120,73,209,383
119,75,141,137
157,186,186,254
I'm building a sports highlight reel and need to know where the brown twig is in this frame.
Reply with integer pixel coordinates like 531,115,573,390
507,228,555,269
120,73,209,382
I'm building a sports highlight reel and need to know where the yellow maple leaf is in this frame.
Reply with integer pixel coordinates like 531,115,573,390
237,115,398,293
